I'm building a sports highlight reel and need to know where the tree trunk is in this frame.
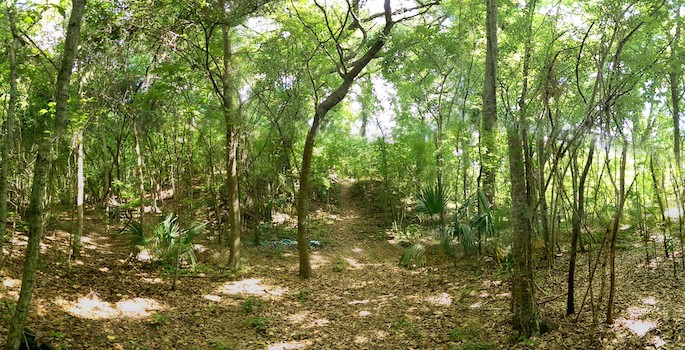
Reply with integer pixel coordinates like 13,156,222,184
4,1,85,348
73,131,84,258
481,0,498,206
0,3,19,265
221,23,241,270
567,141,595,315
508,127,541,336
133,120,145,227
607,142,628,324
671,9,681,167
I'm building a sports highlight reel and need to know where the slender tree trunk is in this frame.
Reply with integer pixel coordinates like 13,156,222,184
221,23,241,270
0,4,19,265
671,9,681,167
567,141,595,315
481,0,498,206
133,120,145,227
4,1,85,348
73,131,84,258
607,142,628,324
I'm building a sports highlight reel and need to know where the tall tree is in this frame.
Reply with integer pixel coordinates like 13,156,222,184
481,0,498,205
0,2,19,265
4,0,86,348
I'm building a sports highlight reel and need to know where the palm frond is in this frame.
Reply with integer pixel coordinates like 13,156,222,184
418,184,449,216
400,242,426,268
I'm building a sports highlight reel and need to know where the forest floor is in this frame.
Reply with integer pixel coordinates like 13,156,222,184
1,180,685,349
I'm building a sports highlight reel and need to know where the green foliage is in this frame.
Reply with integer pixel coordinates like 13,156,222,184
244,316,270,333
399,242,426,268
241,296,263,314
150,215,204,268
293,290,311,303
120,221,145,246
418,183,449,216
442,191,497,257
332,256,349,272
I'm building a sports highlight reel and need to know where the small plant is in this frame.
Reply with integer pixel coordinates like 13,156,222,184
150,313,166,327
241,296,262,314
52,331,66,340
332,256,349,272
418,183,449,216
463,341,498,350
399,242,426,268
244,316,269,333
294,290,310,303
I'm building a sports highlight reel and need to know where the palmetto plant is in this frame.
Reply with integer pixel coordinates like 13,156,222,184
151,214,204,268
441,190,495,257
418,183,449,216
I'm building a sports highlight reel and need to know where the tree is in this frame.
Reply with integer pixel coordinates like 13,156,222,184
0,2,19,265
4,0,86,348
481,0,498,206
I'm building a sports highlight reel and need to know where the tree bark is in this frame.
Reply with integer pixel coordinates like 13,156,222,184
221,23,241,270
4,1,86,348
607,142,628,324
671,9,681,167
0,3,19,265
73,131,84,258
133,119,145,227
481,0,498,206
567,141,595,315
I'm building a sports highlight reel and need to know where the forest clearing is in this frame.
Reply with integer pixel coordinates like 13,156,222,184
2,0,685,349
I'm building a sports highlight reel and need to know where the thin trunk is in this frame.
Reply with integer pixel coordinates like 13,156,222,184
133,120,145,227
4,1,85,348
222,23,241,270
567,141,595,315
73,131,84,258
481,0,498,206
0,4,19,265
607,142,628,324
671,9,681,167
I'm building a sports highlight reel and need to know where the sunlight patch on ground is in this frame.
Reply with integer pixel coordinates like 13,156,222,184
642,297,658,305
56,293,163,320
627,306,649,318
215,278,288,299
3,277,20,288
286,311,311,324
426,293,452,306
359,310,371,317
650,335,667,348
310,252,328,269
469,301,483,309
268,341,309,350
204,294,222,302
354,335,368,344
348,299,369,305
352,247,363,253
616,318,657,337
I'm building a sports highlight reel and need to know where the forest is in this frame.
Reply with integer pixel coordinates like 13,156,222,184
0,0,684,348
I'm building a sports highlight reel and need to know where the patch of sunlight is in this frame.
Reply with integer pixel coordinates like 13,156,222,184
374,330,388,339
140,277,164,284
272,212,292,225
310,252,328,269
56,293,163,320
204,295,221,302
469,301,482,309
479,291,490,298
619,224,630,231
642,297,658,306
344,257,364,269
617,318,657,337
359,310,371,317
354,335,368,344
627,307,649,318
310,318,330,327
137,249,153,262
352,247,364,253
3,278,20,288
650,335,667,348
481,280,502,288
268,341,308,350
98,267,109,272
496,293,511,298
426,293,452,306
286,311,310,324
215,278,287,299
348,299,369,305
